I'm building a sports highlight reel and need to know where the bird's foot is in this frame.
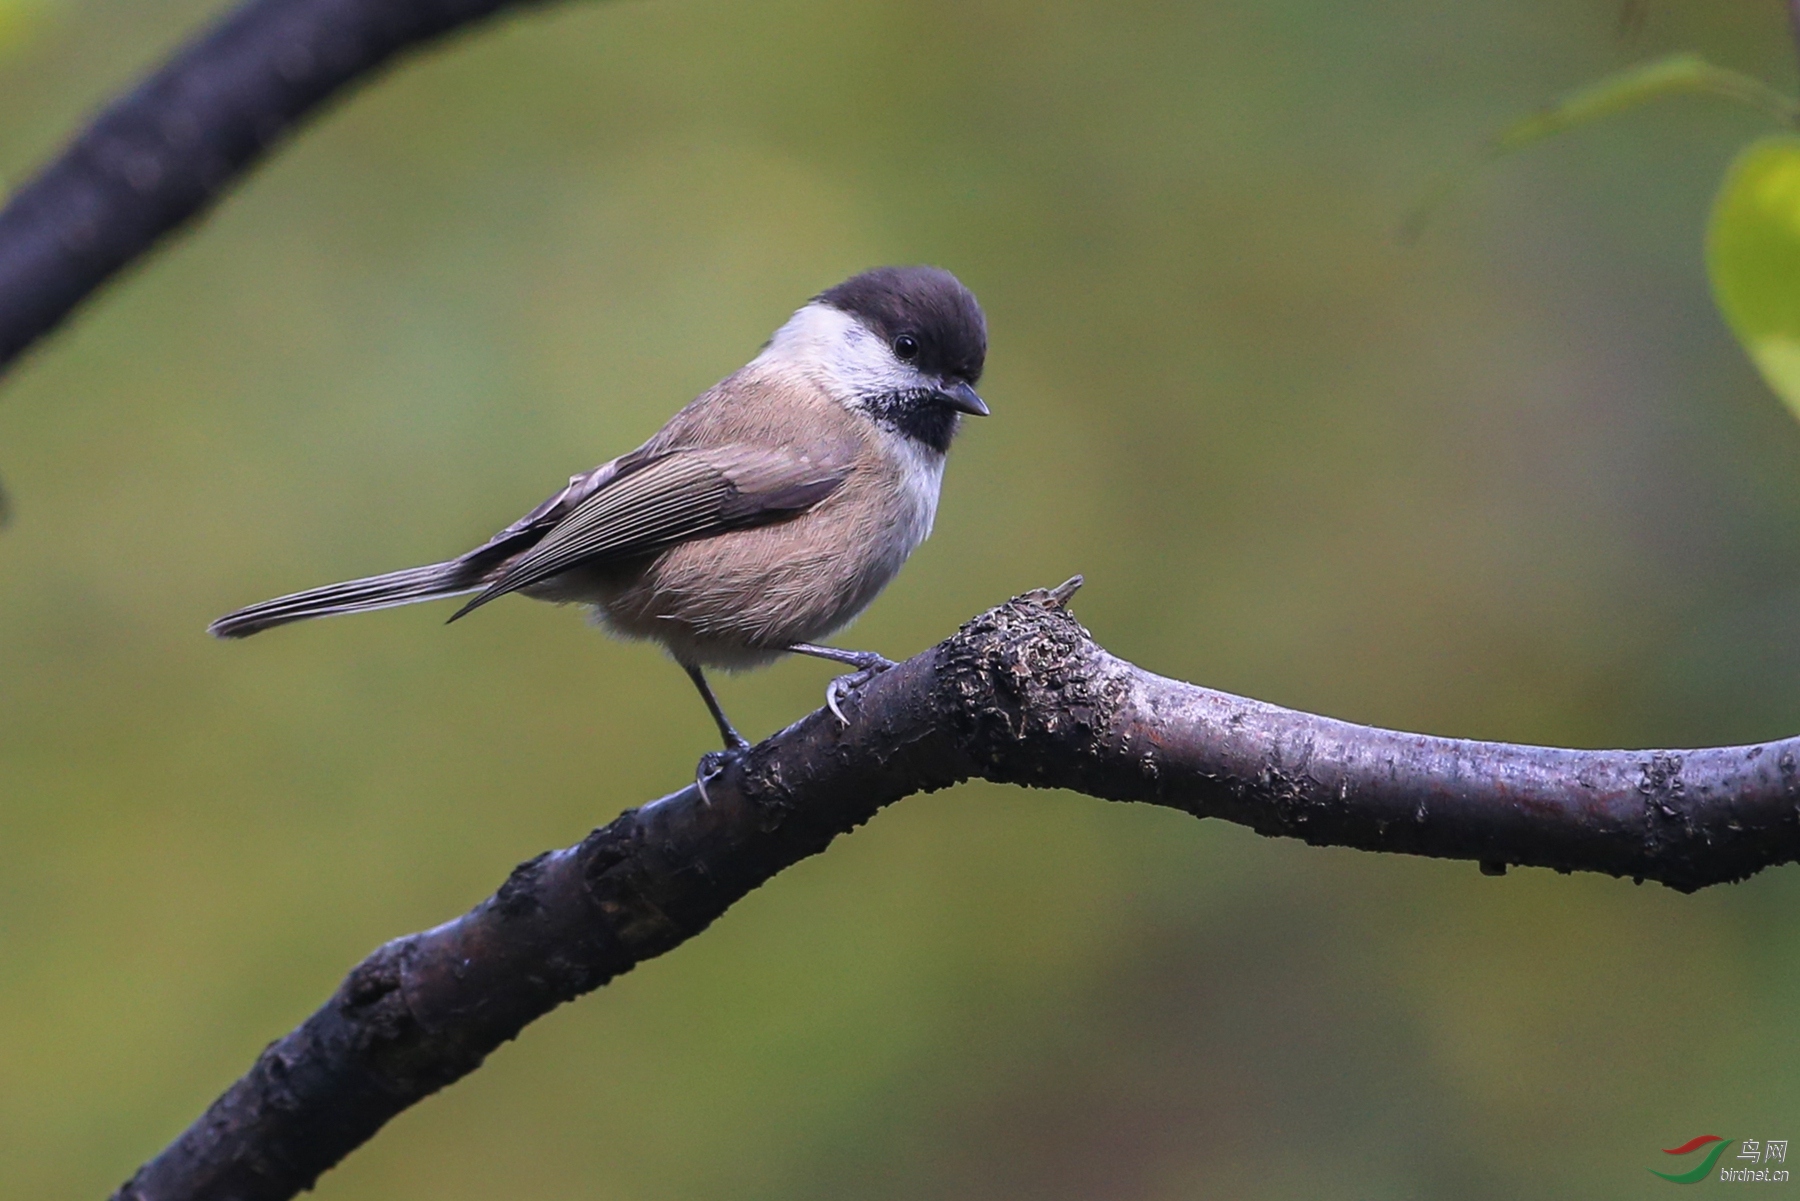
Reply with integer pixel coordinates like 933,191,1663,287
695,736,751,806
825,656,897,727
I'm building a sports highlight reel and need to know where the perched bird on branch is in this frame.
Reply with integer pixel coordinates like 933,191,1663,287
210,265,989,784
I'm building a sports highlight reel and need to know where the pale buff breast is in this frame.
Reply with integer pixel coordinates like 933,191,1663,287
583,370,944,668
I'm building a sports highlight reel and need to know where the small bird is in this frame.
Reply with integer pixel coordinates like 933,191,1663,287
210,265,988,781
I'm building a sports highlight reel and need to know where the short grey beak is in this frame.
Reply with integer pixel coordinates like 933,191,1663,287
938,379,990,416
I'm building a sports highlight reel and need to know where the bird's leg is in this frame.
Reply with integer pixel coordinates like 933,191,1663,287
688,664,749,750
687,665,750,805
785,643,898,727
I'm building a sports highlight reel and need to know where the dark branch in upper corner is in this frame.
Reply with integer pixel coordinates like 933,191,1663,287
0,0,561,376
113,581,1800,1201
1791,0,1800,78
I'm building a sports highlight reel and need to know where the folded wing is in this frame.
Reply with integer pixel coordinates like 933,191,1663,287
449,445,850,620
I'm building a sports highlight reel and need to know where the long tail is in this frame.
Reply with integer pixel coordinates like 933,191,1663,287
208,562,477,639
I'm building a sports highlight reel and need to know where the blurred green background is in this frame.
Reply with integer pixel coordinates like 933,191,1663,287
3,0,1799,1196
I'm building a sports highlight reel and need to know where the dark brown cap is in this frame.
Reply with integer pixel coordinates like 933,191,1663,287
818,266,987,384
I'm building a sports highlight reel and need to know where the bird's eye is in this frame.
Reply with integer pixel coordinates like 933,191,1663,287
893,334,919,362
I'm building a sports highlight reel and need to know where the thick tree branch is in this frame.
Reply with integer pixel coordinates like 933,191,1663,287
0,0,562,375
113,580,1800,1201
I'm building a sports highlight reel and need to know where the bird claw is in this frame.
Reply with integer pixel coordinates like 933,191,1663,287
694,741,749,806
825,677,853,727
824,658,896,727
844,651,897,673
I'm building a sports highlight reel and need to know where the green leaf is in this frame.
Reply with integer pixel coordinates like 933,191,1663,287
1708,136,1800,420
1495,55,1797,155
1404,55,1798,241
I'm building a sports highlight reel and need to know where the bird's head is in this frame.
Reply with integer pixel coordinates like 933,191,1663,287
760,265,988,454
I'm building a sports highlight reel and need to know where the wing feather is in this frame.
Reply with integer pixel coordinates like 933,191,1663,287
448,445,848,620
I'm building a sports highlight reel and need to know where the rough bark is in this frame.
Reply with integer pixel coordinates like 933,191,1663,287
113,580,1800,1201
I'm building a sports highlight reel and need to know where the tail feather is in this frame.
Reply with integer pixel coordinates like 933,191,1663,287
208,562,475,639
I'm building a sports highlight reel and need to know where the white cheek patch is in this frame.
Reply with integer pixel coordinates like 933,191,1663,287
755,302,932,405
